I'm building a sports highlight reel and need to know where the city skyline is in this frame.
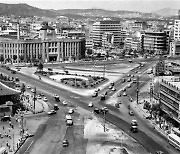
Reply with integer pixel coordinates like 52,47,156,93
0,0,180,13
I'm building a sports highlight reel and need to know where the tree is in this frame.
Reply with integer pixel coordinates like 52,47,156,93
37,62,43,72
13,55,17,61
0,55,4,63
21,83,26,94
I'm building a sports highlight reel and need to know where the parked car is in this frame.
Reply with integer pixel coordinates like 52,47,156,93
62,139,69,147
47,110,56,115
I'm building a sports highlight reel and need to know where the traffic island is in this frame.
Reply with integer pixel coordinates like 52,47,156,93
35,70,109,89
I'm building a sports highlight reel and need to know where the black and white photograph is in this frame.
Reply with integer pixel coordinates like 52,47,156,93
0,0,180,154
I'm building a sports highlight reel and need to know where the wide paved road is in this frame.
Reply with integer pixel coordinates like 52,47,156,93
0,61,177,154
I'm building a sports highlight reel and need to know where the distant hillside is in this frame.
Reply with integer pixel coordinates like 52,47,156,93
55,9,157,19
0,3,59,17
153,8,178,17
0,3,159,19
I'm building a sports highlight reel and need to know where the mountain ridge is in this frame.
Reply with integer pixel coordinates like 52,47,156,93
152,7,178,17
0,2,162,19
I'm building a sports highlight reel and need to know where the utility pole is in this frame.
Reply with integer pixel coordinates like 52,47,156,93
103,110,106,132
136,75,139,104
33,87,36,114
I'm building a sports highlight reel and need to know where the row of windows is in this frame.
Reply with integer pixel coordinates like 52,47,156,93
160,93,179,110
160,84,180,99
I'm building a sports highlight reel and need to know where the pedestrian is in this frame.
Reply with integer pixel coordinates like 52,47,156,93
11,125,14,129
6,141,8,147
2,126,4,130
8,127,11,132
16,117,18,122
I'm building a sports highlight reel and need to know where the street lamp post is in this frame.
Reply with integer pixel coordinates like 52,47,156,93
136,75,139,104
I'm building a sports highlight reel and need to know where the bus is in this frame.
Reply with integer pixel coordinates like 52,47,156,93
0,147,8,154
168,134,180,150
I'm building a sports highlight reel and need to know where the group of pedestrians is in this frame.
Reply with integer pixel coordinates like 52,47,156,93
0,115,24,153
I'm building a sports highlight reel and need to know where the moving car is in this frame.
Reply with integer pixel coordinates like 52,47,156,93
92,92,98,97
101,107,108,113
94,108,100,114
27,85,31,89
54,104,59,110
62,100,67,106
47,110,56,115
129,110,134,116
43,97,48,102
54,94,60,102
37,95,42,99
40,93,44,96
68,109,74,114
123,92,127,96
127,78,131,82
62,139,69,147
111,87,116,91
100,94,106,100
88,102,93,107
130,120,138,133
127,84,131,88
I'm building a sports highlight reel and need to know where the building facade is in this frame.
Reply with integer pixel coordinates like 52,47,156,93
0,38,86,63
160,79,180,126
92,20,121,47
142,31,167,53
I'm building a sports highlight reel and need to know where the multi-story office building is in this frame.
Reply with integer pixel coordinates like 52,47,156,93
142,31,167,53
0,38,86,63
173,10,180,41
92,19,121,47
0,22,86,63
160,78,180,126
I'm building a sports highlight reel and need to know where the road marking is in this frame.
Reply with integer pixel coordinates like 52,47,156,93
24,140,34,154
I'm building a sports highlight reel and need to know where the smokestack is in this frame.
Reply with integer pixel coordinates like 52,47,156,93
17,22,20,40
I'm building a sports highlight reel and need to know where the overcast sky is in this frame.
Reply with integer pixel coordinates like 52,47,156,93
1,0,180,12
